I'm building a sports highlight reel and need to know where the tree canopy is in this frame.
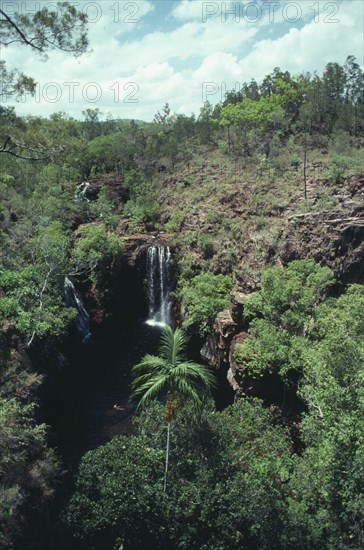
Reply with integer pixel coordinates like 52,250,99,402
0,2,89,159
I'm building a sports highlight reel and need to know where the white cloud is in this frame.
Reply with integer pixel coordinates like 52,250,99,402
238,0,363,82
194,52,242,82
1,0,362,121
171,0,206,21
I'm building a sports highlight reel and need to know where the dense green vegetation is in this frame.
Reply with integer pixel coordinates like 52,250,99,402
0,398,59,550
179,273,234,335
65,398,292,550
64,265,364,550
234,259,335,378
0,5,363,545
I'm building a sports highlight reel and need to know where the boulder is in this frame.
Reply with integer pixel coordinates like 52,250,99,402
201,336,220,369
214,309,237,340
201,309,237,370
229,290,251,329
227,331,250,395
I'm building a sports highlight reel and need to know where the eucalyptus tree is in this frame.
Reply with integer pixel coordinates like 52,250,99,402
0,2,88,159
130,325,216,492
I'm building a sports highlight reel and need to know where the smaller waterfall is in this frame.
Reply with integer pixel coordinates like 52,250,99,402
74,181,90,202
64,277,91,342
146,246,172,327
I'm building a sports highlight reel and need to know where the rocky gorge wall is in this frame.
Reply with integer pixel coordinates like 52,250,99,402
202,174,364,396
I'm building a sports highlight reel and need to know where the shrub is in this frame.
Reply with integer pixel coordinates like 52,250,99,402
179,272,233,336
71,224,123,283
124,171,159,223
326,154,354,183
198,233,215,259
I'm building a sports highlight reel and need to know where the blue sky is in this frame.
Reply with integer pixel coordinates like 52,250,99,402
3,1,364,120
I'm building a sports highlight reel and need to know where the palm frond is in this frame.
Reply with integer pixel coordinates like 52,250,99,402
173,362,218,389
159,326,187,365
159,325,174,362
174,378,201,405
130,373,169,409
131,354,165,374
130,327,216,412
131,372,160,388
137,376,169,409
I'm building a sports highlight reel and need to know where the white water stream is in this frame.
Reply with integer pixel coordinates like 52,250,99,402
146,246,172,327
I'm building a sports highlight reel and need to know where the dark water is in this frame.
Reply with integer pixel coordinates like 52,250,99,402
48,319,161,468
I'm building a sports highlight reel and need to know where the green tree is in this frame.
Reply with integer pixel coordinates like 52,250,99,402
244,259,334,331
153,102,172,126
71,223,123,283
123,170,159,224
64,435,165,550
172,114,196,141
86,131,136,176
197,101,216,144
287,285,364,548
343,55,364,134
326,152,355,183
234,260,334,380
92,185,119,228
29,179,84,228
65,398,293,550
231,263,364,547
0,2,88,159
0,222,76,346
82,108,102,142
0,60,36,100
130,326,216,492
179,272,233,336
0,2,88,56
321,62,346,132
0,398,59,550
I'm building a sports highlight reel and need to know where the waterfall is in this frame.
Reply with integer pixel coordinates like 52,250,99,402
146,246,172,327
64,277,91,342
74,181,90,202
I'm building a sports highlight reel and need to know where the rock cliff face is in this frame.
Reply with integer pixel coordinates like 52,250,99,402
278,175,364,284
202,174,364,395
201,293,254,396
227,331,250,395
201,309,237,369
121,232,170,266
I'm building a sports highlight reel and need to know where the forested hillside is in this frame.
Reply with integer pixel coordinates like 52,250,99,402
1,4,363,548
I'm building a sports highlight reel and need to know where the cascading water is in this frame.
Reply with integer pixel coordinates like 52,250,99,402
146,246,172,327
64,277,91,342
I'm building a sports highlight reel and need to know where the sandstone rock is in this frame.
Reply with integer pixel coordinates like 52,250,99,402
122,233,169,266
225,331,250,394
229,291,251,328
201,336,220,369
229,332,250,370
234,268,261,293
201,310,237,370
227,367,243,395
214,309,237,340
280,210,364,284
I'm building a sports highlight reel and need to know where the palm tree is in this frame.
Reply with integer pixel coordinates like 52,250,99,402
130,325,216,492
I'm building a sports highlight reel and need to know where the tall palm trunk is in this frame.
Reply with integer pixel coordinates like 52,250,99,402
163,421,171,493
131,326,217,492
